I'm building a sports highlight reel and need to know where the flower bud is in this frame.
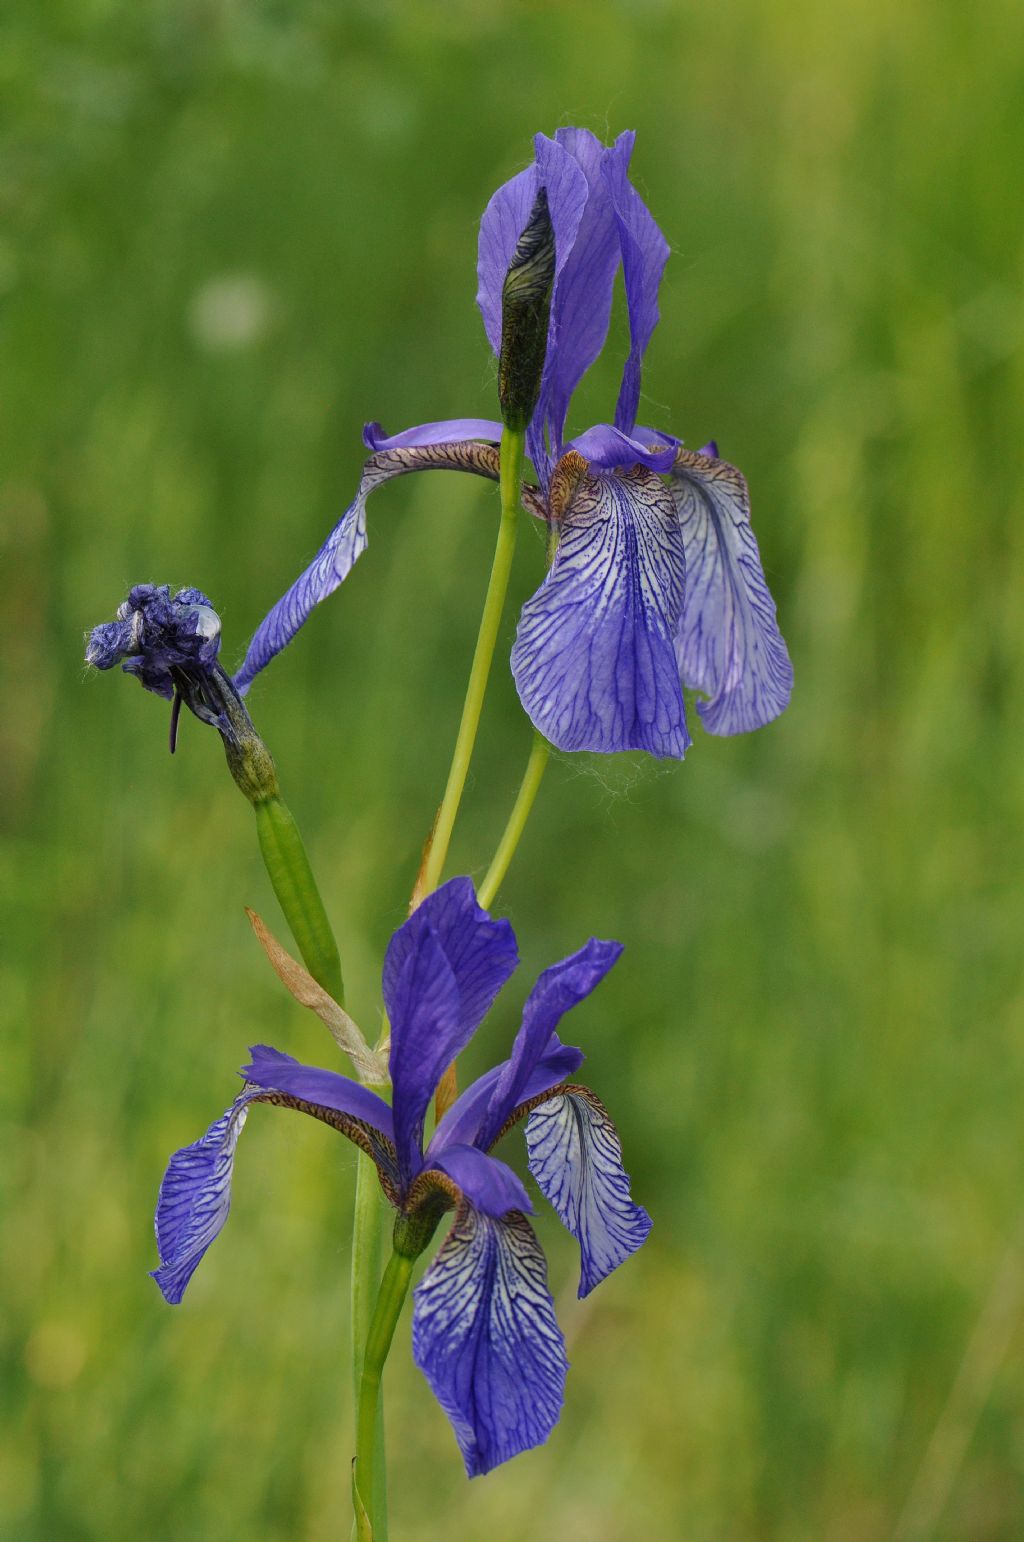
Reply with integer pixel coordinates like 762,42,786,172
498,186,555,431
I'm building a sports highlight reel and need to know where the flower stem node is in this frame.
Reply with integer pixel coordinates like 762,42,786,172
498,186,555,431
392,1206,445,1262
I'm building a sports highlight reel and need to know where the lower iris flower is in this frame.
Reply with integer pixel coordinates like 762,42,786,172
235,127,792,759
152,877,650,1475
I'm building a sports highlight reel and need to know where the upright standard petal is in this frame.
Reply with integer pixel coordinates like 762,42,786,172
384,879,518,1049
384,927,463,1185
234,441,503,692
384,881,518,1183
669,447,793,734
412,1206,567,1476
526,1086,651,1298
511,464,691,757
474,938,623,1151
602,135,670,435
477,163,539,357
529,130,627,471
151,1087,264,1304
476,136,588,362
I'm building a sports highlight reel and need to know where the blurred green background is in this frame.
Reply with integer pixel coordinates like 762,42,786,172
4,1,1024,1537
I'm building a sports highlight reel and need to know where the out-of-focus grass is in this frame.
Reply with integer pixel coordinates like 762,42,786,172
4,1,1024,1537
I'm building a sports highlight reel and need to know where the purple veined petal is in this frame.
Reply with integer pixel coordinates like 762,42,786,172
570,421,679,474
362,419,503,452
669,447,793,734
428,1041,585,1154
383,881,518,1183
234,441,504,693
383,927,463,1185
521,135,592,481
240,1045,395,1143
428,1143,533,1218
526,1086,651,1299
151,1086,265,1304
602,136,671,435
384,878,518,1063
511,464,692,758
477,163,539,357
529,130,628,473
413,1206,567,1477
474,939,622,1152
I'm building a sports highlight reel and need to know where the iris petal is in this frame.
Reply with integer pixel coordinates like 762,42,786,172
428,1143,533,1218
475,937,622,1151
570,422,678,474
476,163,539,357
385,928,463,1186
151,1087,263,1304
383,880,518,1185
240,1045,395,1142
603,136,670,435
526,1086,651,1298
152,1045,407,1304
529,129,627,475
234,441,502,692
511,464,691,757
429,1042,584,1154
362,419,502,451
384,879,518,1052
412,1206,567,1476
669,446,793,734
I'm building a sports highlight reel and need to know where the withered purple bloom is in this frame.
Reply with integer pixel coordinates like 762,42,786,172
151,878,649,1476
235,128,792,757
86,584,278,798
86,584,221,704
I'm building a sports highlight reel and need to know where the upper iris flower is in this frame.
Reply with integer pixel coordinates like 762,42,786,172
235,128,792,758
152,877,650,1476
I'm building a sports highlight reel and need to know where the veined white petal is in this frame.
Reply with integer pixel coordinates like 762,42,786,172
412,1206,567,1476
526,1086,651,1298
670,448,792,734
511,464,690,757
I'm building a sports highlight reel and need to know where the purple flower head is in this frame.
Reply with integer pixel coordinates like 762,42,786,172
151,878,650,1476
86,585,277,794
86,584,222,701
235,129,792,758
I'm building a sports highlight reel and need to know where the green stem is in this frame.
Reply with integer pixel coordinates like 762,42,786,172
353,1250,415,1541
350,1153,388,1540
254,795,345,1004
416,425,525,900
248,786,384,1535
477,729,551,910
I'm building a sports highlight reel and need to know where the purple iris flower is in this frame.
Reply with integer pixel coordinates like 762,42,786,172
234,128,792,757
151,877,650,1476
